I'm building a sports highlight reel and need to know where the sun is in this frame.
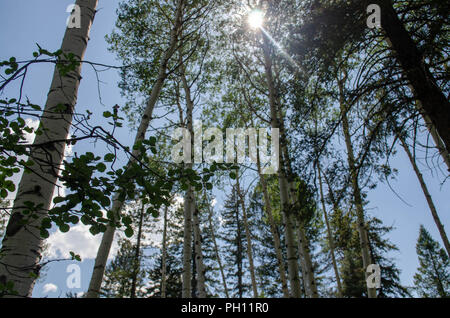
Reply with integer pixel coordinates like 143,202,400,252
248,10,264,29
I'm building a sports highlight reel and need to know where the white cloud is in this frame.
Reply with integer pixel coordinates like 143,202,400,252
211,198,217,207
76,292,84,298
43,283,58,293
46,223,119,260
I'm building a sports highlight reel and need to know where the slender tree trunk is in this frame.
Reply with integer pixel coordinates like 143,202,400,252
191,235,197,297
192,203,206,298
317,164,343,297
179,58,207,297
86,0,184,298
130,202,145,298
235,171,258,298
296,222,319,298
204,191,229,298
235,188,244,299
276,104,318,298
337,79,376,298
373,0,450,153
249,103,289,298
397,134,450,257
0,0,98,298
257,172,290,298
161,204,168,298
261,33,302,298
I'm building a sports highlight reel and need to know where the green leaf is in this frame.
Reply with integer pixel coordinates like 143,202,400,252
40,229,49,239
89,226,100,235
125,227,134,238
122,215,132,226
60,223,70,233
41,218,52,229
100,196,111,207
69,215,79,224
96,163,106,172
104,153,115,162
53,196,65,204
5,181,15,192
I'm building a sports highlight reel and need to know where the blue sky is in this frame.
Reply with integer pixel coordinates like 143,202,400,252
0,0,448,298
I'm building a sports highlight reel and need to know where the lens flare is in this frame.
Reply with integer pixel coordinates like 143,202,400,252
248,10,264,29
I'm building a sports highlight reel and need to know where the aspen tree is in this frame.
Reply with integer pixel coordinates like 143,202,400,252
261,33,302,298
235,170,258,297
0,0,98,297
204,191,230,297
161,204,169,298
86,0,185,298
316,163,343,297
337,76,377,298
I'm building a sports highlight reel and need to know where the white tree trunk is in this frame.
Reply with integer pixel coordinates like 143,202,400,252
296,222,319,298
0,0,98,298
258,172,290,297
182,188,194,298
192,202,206,298
235,172,258,298
179,58,207,297
337,79,376,298
86,0,184,298
317,164,343,297
262,35,302,298
161,204,169,298
204,191,229,297
278,112,318,298
398,134,450,257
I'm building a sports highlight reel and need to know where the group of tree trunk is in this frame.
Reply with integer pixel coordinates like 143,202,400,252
0,0,448,298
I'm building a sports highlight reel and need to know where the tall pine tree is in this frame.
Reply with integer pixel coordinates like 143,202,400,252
414,225,450,298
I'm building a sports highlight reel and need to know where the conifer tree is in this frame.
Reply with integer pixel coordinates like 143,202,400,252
414,226,450,298
331,209,410,298
220,186,250,298
101,238,147,298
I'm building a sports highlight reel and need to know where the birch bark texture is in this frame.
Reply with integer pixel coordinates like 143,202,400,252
181,65,207,298
0,0,98,298
338,78,377,298
278,106,318,298
317,164,343,297
257,172,290,298
261,34,302,298
161,204,169,298
86,0,185,298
